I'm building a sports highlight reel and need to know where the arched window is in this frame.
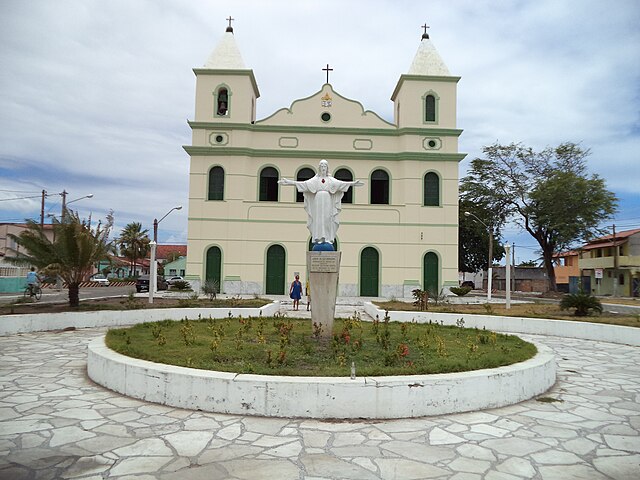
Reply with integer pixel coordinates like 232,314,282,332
208,166,224,201
425,94,436,122
216,88,229,116
334,168,353,204
296,168,315,202
370,169,389,205
423,172,440,206
259,167,279,201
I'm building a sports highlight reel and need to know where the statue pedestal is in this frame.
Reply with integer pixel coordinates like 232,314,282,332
307,251,341,340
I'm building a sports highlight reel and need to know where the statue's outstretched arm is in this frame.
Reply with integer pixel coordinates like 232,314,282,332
278,178,296,185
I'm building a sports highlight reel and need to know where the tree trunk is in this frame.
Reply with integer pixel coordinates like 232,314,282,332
542,252,557,292
68,282,80,308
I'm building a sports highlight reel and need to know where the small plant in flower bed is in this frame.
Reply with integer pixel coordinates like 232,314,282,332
105,313,537,377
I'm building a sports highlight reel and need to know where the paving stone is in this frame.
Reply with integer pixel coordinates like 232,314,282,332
448,456,491,474
480,438,549,456
593,454,640,479
59,455,114,479
381,440,456,462
429,426,465,444
222,458,299,480
537,464,609,479
113,438,173,457
49,426,95,447
163,431,214,457
375,458,449,479
603,434,640,452
301,454,379,479
109,456,172,476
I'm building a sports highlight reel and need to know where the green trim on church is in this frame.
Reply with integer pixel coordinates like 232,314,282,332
187,120,463,138
183,146,467,162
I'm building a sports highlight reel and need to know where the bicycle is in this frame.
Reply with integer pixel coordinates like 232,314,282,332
24,284,43,301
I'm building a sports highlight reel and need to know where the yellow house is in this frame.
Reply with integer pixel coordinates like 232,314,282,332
578,228,640,297
184,25,465,297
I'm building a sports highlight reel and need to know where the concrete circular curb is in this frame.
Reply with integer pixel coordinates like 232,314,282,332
87,336,556,419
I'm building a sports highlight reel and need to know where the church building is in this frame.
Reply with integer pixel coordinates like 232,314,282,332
184,22,465,297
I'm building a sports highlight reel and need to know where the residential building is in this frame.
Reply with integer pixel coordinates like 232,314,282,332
578,228,640,297
184,25,464,297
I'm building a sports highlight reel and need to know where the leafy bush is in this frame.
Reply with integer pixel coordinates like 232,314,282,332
450,286,472,297
560,291,603,316
202,280,220,300
170,280,191,291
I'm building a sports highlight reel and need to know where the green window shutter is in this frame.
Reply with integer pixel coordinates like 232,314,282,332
423,172,439,206
425,95,436,122
208,166,224,200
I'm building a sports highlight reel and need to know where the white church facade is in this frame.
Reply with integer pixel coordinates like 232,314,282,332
184,24,465,298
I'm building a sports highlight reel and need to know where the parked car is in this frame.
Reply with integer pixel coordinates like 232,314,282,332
89,274,110,286
135,275,168,293
461,281,475,289
166,276,184,285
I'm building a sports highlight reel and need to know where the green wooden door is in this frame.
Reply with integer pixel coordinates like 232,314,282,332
266,244,285,294
206,246,222,287
423,252,439,294
360,247,379,297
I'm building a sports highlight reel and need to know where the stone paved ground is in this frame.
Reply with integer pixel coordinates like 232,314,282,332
1,305,639,479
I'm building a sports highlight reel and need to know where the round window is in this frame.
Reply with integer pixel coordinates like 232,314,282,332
321,112,331,122
215,135,224,143
428,140,437,148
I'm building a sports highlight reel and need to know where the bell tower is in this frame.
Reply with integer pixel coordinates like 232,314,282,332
192,19,260,124
391,26,459,130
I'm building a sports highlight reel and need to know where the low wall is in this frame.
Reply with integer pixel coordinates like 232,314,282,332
0,276,26,293
0,302,280,336
363,303,640,346
88,337,555,419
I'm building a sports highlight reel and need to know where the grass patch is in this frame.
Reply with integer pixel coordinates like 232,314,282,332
374,300,640,328
105,313,537,377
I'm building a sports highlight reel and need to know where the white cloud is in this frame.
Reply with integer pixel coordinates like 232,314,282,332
0,0,638,251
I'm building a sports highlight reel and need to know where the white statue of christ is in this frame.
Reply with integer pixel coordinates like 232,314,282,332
279,159,363,245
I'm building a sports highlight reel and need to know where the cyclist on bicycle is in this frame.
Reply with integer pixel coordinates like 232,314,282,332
26,267,41,296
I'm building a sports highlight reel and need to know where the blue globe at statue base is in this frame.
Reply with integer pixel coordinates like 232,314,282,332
312,242,335,251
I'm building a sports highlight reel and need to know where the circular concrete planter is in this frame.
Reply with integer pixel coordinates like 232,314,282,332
88,336,555,419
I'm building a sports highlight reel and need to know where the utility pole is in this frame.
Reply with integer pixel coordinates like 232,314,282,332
61,190,68,220
487,226,494,301
612,224,618,297
40,190,46,228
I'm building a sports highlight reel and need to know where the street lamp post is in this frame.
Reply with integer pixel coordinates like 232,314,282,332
62,192,94,220
505,242,511,309
149,206,182,301
464,211,494,302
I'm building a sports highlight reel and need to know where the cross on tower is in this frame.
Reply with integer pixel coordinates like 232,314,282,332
422,23,430,35
226,16,234,28
322,64,334,84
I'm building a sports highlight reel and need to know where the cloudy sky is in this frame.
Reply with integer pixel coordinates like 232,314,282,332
1,0,638,264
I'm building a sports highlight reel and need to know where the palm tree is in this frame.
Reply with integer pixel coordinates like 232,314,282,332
7,210,114,307
118,222,150,277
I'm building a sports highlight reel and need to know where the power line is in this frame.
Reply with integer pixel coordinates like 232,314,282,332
0,195,42,202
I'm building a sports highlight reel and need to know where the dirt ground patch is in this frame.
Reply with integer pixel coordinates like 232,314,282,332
0,296,270,316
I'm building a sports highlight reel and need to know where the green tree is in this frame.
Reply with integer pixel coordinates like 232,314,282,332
461,142,617,291
458,198,505,273
8,210,114,307
118,222,150,277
